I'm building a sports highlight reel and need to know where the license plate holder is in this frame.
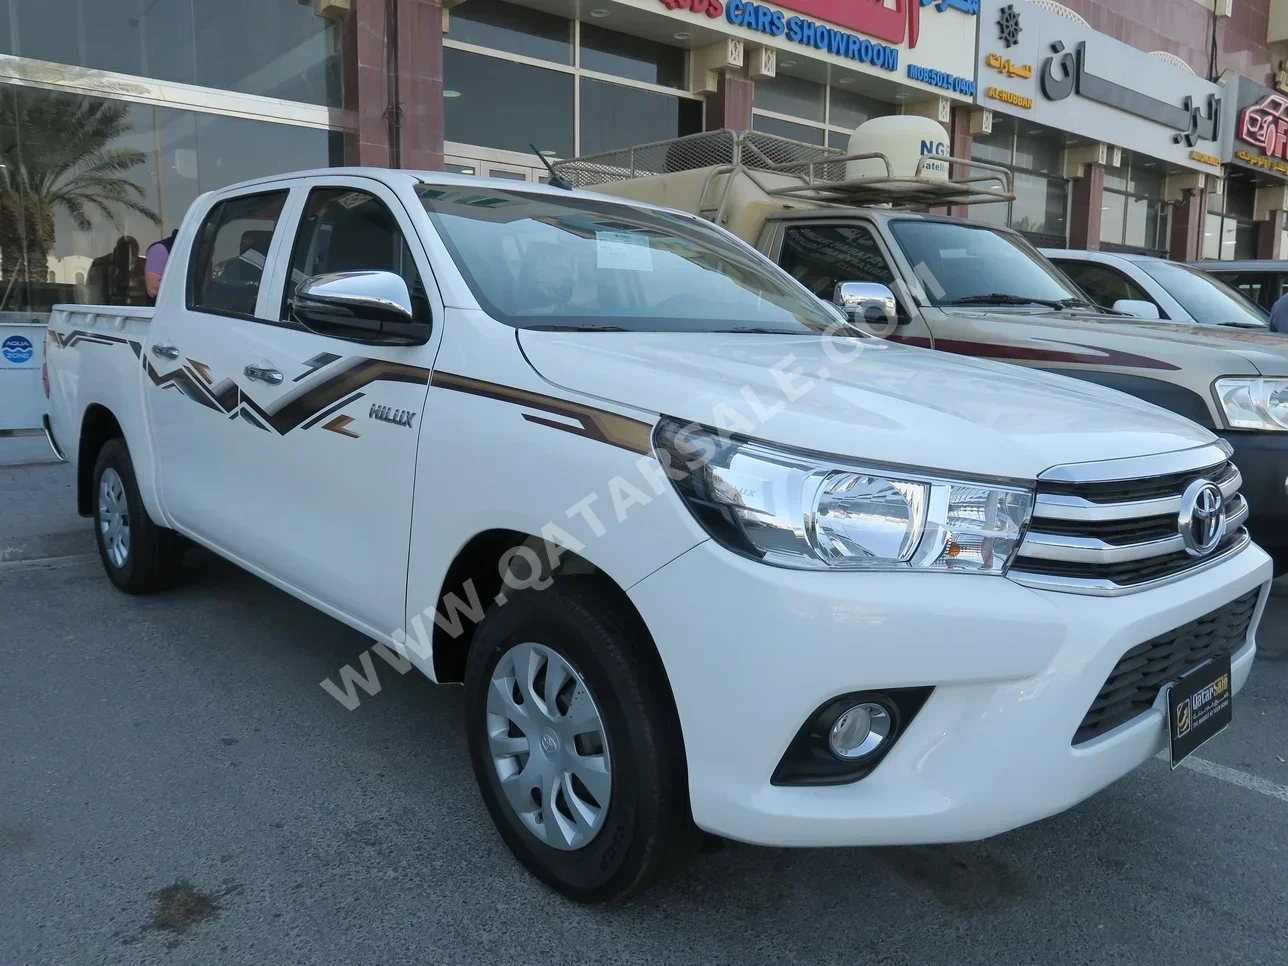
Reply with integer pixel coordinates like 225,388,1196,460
1164,653,1233,769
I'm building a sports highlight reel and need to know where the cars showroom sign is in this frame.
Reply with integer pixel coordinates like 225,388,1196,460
657,0,979,98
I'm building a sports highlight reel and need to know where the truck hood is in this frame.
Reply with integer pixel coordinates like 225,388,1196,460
952,306,1288,376
517,331,1215,481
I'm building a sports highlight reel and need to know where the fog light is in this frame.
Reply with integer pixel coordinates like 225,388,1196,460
828,702,892,760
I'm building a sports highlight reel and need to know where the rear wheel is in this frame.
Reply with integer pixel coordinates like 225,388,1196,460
92,439,184,594
464,578,695,903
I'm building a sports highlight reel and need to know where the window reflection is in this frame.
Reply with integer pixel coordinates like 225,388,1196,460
580,23,684,88
0,85,340,315
447,0,572,64
443,47,573,158
752,113,825,145
1,0,342,107
580,78,701,156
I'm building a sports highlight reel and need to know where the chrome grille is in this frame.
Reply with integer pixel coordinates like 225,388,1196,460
1073,589,1259,744
1009,444,1251,596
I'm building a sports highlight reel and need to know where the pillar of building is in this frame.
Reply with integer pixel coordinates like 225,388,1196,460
948,106,974,220
1258,209,1287,259
395,0,445,170
1068,163,1106,251
705,69,754,131
1168,188,1207,261
342,0,392,167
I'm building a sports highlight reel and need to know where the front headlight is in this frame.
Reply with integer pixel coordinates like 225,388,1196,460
656,419,1033,574
1215,377,1288,431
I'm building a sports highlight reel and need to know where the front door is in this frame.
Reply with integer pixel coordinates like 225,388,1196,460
229,177,441,632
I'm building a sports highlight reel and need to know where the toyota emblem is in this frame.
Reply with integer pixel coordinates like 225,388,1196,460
1178,479,1225,557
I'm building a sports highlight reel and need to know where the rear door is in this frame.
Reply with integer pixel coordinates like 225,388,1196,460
224,176,441,632
146,187,295,552
767,220,937,346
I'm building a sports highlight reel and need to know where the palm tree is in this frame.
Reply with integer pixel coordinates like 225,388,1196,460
0,88,159,295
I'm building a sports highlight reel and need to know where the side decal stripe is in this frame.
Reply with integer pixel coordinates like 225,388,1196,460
431,371,654,456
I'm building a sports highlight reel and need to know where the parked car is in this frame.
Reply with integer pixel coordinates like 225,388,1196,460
1043,250,1270,329
565,129,1288,569
45,167,1269,903
1192,260,1288,314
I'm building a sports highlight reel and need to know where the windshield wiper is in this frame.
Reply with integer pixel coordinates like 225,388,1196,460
1058,297,1094,309
713,327,811,335
948,294,1069,310
1219,320,1270,329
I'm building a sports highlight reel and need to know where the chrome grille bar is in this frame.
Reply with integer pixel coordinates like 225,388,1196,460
1031,464,1241,522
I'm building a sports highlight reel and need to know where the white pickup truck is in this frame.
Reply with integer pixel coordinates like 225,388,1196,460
44,167,1270,903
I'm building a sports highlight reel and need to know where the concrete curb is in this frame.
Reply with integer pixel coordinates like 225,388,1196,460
0,528,95,563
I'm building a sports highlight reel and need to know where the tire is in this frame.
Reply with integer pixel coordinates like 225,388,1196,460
91,438,184,594
464,577,696,903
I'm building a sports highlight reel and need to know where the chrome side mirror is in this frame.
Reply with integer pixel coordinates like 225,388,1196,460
1112,298,1161,321
834,281,900,328
293,271,429,346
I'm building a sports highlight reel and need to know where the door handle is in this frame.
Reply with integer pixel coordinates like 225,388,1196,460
151,342,180,360
243,364,284,386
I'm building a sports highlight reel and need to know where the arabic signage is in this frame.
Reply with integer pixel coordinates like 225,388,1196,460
654,0,979,98
974,0,1225,172
1221,75,1288,181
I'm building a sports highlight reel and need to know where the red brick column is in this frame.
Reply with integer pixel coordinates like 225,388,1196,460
1069,162,1106,251
1257,208,1286,259
396,0,445,171
948,107,974,220
1169,188,1207,262
343,0,392,167
705,70,754,131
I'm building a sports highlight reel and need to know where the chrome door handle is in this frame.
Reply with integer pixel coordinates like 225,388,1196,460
151,342,180,360
243,364,284,386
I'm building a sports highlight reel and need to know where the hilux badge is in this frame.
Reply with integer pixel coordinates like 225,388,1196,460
369,404,417,429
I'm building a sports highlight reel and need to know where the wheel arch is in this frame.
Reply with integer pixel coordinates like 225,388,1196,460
77,404,125,516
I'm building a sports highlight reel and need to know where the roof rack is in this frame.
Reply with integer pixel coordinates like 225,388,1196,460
553,129,1015,217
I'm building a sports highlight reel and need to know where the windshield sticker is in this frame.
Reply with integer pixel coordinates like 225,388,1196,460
596,231,653,271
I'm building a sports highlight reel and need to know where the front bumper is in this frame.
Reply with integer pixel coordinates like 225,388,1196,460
629,538,1271,848
1219,430,1288,557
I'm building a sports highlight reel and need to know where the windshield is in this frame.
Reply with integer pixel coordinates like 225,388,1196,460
416,185,841,333
1136,261,1269,328
887,220,1082,307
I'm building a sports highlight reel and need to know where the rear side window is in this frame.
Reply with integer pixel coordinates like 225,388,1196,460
188,191,289,319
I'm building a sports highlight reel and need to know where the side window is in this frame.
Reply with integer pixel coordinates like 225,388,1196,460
1220,273,1273,309
778,225,897,301
188,191,289,319
1057,262,1159,316
283,188,430,322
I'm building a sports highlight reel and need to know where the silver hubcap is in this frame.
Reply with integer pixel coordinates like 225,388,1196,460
486,643,612,851
97,467,130,569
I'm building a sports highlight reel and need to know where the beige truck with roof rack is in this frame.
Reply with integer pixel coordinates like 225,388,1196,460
557,124,1288,571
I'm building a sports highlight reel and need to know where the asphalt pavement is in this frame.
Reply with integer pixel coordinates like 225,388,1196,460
2,540,1286,965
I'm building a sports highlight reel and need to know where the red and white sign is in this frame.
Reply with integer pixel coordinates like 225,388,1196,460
1239,93,1288,160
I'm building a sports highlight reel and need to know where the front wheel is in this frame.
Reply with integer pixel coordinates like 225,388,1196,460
464,578,695,903
92,439,184,594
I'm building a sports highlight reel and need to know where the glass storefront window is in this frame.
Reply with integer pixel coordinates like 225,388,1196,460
1012,172,1068,239
3,0,342,106
1101,157,1169,255
580,78,700,155
753,73,825,123
828,87,886,131
1013,131,1061,172
752,113,825,145
443,47,574,159
0,84,340,315
580,23,684,88
1100,192,1126,247
446,0,573,64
